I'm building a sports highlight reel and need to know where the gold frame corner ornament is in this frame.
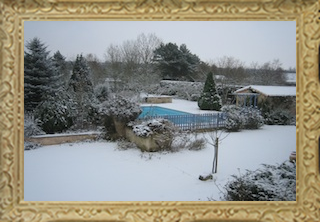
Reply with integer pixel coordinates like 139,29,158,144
0,0,320,221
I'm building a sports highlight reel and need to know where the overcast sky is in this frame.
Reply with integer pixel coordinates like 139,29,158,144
24,21,296,69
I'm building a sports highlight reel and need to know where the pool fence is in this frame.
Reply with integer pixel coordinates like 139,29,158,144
140,112,226,131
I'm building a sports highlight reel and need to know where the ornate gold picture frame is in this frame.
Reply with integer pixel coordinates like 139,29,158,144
0,0,319,221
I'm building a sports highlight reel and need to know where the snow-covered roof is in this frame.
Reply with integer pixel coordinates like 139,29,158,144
234,85,296,97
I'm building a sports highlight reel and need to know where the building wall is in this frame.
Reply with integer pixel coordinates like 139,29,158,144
235,90,296,115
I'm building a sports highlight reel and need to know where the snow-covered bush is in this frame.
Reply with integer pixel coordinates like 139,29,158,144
264,109,293,125
186,138,206,151
128,118,177,151
222,105,264,131
98,95,142,139
24,113,45,137
222,161,296,201
169,132,206,152
242,107,264,129
129,118,175,137
99,95,142,123
35,91,76,134
94,83,110,102
222,105,245,132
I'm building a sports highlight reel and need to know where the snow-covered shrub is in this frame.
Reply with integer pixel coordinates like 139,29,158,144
35,91,76,134
98,95,142,139
24,141,41,150
264,109,293,125
169,132,205,152
222,105,245,132
128,118,177,151
99,95,142,123
94,83,110,102
129,118,174,137
24,113,45,137
222,162,296,201
187,138,206,151
242,107,264,129
222,105,264,131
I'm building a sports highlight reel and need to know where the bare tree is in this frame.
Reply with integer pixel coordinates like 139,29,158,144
249,59,286,85
206,129,229,174
104,33,162,94
136,33,162,64
215,56,247,85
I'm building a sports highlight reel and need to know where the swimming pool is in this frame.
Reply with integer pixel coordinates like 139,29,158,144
138,106,191,118
138,106,226,129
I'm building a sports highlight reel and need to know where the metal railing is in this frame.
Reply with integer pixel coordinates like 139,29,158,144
140,113,226,131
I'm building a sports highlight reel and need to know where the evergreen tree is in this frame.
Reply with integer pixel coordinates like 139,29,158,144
24,37,58,111
52,50,69,87
35,90,77,134
198,72,222,111
153,42,200,81
68,54,97,128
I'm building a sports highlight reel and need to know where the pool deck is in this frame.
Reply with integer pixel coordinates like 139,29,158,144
141,98,221,115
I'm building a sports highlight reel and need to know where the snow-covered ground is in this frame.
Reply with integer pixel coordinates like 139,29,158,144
141,98,220,114
24,125,295,201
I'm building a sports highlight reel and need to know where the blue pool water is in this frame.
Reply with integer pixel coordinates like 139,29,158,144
138,106,226,128
139,106,191,118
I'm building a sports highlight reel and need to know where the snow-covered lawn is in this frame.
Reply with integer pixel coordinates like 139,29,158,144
24,125,295,201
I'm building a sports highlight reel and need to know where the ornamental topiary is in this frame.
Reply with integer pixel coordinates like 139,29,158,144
198,72,222,111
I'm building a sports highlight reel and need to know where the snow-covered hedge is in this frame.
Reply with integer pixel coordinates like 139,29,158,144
222,105,264,131
222,161,296,201
99,95,142,123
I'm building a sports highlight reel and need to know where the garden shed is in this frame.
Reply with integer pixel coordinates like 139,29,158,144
233,85,296,115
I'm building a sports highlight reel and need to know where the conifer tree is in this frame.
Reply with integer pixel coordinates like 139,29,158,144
52,50,69,87
68,54,97,128
24,37,58,111
198,72,222,110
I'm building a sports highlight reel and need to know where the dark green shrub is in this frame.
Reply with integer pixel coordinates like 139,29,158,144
198,72,222,111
